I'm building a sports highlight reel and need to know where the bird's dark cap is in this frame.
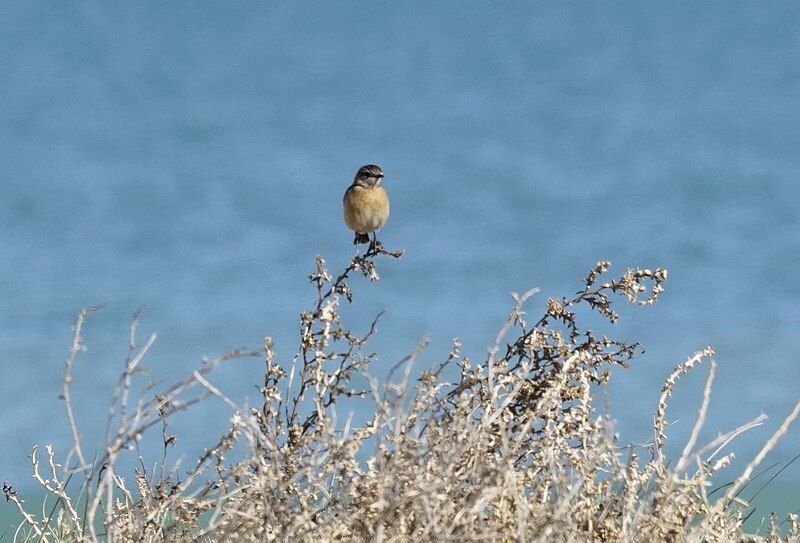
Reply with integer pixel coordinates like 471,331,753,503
358,164,384,178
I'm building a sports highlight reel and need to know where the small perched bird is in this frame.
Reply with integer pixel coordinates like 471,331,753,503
343,164,390,245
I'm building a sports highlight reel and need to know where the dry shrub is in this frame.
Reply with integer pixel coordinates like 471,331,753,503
5,243,800,542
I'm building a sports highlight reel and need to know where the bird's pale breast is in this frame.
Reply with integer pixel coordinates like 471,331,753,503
343,185,390,233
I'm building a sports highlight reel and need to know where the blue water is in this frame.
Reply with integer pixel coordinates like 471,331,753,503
1,1,799,521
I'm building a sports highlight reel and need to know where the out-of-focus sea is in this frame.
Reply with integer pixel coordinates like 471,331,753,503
1,1,799,525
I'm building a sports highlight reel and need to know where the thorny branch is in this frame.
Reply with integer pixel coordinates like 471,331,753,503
285,240,403,442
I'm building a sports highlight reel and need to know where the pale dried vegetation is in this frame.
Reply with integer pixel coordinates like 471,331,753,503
5,244,800,542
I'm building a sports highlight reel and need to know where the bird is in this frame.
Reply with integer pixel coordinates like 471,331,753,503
343,164,390,246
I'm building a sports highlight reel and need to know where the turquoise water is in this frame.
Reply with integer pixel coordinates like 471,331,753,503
1,1,799,522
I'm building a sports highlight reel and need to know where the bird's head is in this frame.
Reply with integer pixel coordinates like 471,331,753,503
354,164,384,188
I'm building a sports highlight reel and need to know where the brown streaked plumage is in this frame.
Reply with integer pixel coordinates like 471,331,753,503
343,164,389,245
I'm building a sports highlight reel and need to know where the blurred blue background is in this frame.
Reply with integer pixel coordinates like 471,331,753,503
1,1,798,526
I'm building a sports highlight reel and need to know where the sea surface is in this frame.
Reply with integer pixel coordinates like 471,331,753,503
1,1,799,526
